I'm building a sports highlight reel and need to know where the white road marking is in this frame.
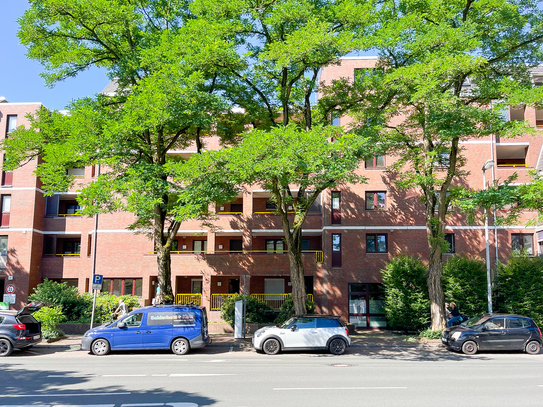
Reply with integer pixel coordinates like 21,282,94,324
151,374,168,377
47,375,92,378
169,374,237,377
206,360,225,362
273,387,407,391
0,403,197,407
121,404,198,407
1,393,131,398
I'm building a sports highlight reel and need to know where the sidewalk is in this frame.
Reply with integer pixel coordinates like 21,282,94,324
39,331,442,351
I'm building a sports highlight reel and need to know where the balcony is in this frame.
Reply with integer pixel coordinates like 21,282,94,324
210,293,314,311
496,143,529,168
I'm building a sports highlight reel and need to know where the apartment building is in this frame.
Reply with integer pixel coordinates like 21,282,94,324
1,57,542,328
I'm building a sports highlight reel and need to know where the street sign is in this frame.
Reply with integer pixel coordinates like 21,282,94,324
3,294,15,304
92,274,103,290
5,284,15,294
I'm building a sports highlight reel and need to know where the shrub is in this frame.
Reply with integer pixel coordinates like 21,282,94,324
33,306,65,340
442,255,488,317
220,295,275,326
495,254,543,327
28,279,89,321
418,328,443,340
77,293,141,323
274,295,315,324
381,255,430,332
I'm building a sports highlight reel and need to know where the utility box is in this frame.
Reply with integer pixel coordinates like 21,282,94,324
234,300,244,339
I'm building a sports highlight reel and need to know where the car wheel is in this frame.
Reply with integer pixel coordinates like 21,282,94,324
0,338,13,357
171,338,190,355
263,338,281,355
91,339,110,356
525,340,541,355
329,338,347,355
461,340,478,355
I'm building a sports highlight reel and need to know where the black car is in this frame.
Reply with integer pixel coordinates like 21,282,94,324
442,313,542,355
0,303,43,356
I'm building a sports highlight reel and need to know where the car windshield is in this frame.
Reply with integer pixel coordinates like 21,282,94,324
279,317,296,329
462,314,490,327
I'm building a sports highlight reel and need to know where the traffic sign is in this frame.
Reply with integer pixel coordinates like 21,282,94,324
92,274,103,290
5,284,15,294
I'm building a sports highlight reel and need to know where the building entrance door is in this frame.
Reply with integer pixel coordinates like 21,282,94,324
348,283,387,329
0,278,4,301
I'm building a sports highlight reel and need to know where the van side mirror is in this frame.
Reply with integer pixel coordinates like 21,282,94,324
118,321,126,329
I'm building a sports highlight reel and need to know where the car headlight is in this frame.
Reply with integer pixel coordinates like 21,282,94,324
256,331,263,338
451,332,462,340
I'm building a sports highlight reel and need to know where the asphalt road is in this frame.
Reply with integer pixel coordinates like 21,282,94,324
2,343,543,407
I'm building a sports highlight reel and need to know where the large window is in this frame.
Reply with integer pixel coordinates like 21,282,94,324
0,236,7,269
6,115,17,133
444,233,455,254
331,191,341,224
62,240,81,255
365,192,386,210
266,239,285,253
512,234,533,255
365,155,385,169
102,278,143,296
348,283,387,328
366,234,387,253
193,240,208,252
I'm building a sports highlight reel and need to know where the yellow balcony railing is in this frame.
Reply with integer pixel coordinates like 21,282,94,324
497,164,528,167
147,250,324,264
175,293,202,306
209,293,314,311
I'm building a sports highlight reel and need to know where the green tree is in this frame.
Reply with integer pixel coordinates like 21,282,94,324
171,0,375,315
7,0,233,302
322,0,543,329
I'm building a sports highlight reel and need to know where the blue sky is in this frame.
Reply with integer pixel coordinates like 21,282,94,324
0,2,109,110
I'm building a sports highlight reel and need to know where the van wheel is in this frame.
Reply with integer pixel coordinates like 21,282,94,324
91,339,110,356
461,340,477,355
263,338,281,355
171,338,190,355
0,338,13,357
526,341,541,355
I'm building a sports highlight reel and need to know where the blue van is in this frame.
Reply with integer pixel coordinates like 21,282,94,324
81,305,211,355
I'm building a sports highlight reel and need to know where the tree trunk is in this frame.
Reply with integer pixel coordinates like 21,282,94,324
156,244,173,303
427,246,446,330
288,247,307,316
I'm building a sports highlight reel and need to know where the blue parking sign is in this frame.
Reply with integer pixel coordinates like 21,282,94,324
92,274,103,290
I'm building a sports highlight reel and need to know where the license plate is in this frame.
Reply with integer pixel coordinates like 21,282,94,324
34,335,40,340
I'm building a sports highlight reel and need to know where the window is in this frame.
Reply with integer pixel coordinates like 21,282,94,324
509,105,526,121
0,236,7,269
365,192,386,210
444,233,455,254
302,239,310,251
365,156,385,169
230,239,243,252
62,240,81,255
266,239,285,253
123,313,143,327
230,203,243,213
434,152,450,168
331,191,341,224
6,115,17,133
193,240,207,252
67,168,85,177
0,195,10,227
292,317,316,329
171,240,179,252
354,68,384,82
366,233,388,253
102,278,143,296
265,200,277,211
45,195,60,217
332,233,341,267
43,235,55,256
332,115,340,126
512,233,533,255
348,283,387,328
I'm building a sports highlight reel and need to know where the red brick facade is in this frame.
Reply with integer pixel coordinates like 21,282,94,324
1,58,541,328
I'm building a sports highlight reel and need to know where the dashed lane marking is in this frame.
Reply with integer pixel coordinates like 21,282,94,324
273,387,407,391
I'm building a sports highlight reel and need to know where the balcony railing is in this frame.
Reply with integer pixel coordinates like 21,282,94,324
175,293,202,306
148,250,324,263
210,293,314,311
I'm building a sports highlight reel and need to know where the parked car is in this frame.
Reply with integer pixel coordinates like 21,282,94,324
81,305,211,356
441,313,542,355
0,303,43,357
252,315,351,355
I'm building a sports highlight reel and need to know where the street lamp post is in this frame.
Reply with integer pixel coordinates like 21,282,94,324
482,159,495,315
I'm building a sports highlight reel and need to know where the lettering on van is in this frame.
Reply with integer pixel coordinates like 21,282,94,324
147,312,197,326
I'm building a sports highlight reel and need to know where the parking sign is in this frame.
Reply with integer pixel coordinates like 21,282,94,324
92,274,103,290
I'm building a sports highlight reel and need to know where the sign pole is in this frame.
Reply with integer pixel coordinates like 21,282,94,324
90,274,103,329
90,289,97,329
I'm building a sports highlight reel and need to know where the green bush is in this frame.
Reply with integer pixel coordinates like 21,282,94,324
220,295,275,326
418,328,443,340
381,255,430,332
495,254,543,327
442,255,488,317
33,306,65,340
274,295,315,324
29,280,141,323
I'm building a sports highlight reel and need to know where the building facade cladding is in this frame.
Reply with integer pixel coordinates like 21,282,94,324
1,58,542,327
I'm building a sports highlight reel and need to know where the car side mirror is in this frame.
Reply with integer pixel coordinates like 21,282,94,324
118,321,126,329
481,325,487,331
290,325,297,331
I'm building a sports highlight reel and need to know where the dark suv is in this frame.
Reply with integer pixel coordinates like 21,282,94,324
0,303,43,356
